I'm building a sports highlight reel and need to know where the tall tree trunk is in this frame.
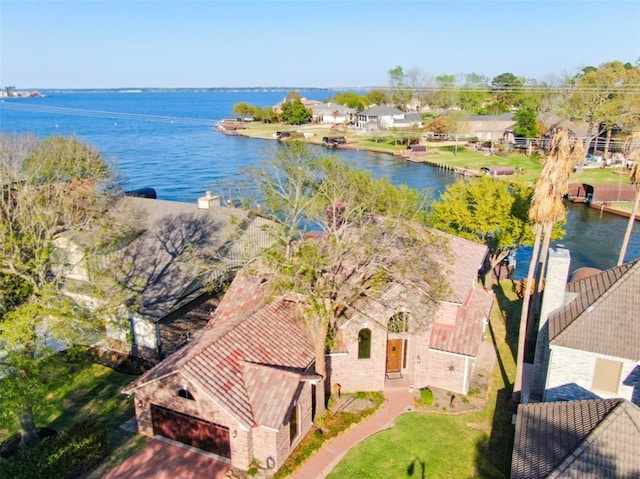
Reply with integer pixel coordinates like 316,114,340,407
19,409,39,447
618,189,640,265
314,340,327,418
513,224,542,402
532,222,553,319
603,128,612,160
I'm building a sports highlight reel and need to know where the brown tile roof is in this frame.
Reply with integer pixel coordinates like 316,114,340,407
548,259,640,361
511,399,640,479
428,232,492,357
123,266,315,429
429,285,493,357
243,363,305,430
438,233,487,305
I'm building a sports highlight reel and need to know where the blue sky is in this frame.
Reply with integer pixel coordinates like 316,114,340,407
1,0,639,89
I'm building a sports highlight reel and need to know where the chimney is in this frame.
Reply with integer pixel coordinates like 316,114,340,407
530,246,571,402
197,191,221,209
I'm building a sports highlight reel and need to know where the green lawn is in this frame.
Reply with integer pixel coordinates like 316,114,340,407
0,357,148,479
235,123,634,188
327,280,520,479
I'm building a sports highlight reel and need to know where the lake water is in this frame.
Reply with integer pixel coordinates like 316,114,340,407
1,90,638,276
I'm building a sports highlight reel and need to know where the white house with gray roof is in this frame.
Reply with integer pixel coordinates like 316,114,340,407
356,105,422,130
54,193,278,360
530,249,640,406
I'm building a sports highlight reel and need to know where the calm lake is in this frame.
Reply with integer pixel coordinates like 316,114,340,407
1,89,638,277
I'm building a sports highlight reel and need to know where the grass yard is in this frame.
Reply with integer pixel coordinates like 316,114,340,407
327,280,520,479
0,357,148,479
235,122,635,189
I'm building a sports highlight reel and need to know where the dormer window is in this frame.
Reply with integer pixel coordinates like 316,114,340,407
177,388,195,400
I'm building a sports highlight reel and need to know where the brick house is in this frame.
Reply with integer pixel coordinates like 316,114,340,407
327,232,493,396
122,265,318,472
121,226,492,473
530,249,640,406
511,398,640,478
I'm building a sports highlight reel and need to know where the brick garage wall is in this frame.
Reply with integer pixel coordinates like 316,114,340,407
132,374,253,470
327,316,387,393
423,350,469,395
253,381,314,472
546,346,640,405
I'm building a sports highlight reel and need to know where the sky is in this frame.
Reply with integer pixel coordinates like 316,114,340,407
1,0,639,89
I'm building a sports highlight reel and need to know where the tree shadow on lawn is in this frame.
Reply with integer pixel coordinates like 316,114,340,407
47,362,147,479
473,282,520,478
491,279,521,367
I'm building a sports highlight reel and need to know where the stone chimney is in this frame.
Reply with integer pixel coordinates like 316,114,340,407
529,246,571,401
197,191,221,209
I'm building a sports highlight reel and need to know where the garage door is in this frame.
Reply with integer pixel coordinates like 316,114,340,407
151,404,231,458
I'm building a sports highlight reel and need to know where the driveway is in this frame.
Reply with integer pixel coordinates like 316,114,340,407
103,438,231,479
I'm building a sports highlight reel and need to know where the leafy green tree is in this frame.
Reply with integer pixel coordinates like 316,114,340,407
254,106,279,123
365,89,388,106
231,102,258,119
387,65,412,109
458,73,490,113
567,61,639,165
513,107,539,140
429,175,548,286
280,99,312,125
432,74,458,109
491,72,525,109
0,134,119,445
285,90,302,101
331,92,366,111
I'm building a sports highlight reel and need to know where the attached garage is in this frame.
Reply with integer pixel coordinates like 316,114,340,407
151,404,231,458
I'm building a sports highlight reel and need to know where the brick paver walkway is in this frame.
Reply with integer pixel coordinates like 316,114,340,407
289,384,415,479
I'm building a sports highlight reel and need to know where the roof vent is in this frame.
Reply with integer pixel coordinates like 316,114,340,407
586,305,595,313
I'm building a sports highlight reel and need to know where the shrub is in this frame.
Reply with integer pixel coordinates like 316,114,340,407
420,388,434,406
0,419,109,479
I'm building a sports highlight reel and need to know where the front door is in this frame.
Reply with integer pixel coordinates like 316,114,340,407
386,339,403,373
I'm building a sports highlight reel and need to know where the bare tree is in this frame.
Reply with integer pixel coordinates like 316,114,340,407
251,142,446,417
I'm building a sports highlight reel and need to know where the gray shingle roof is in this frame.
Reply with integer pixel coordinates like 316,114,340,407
548,259,640,361
359,105,404,116
511,399,640,479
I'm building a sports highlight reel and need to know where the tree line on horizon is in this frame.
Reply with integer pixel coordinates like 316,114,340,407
233,60,640,159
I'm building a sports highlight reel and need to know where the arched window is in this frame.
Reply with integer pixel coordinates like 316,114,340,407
177,388,195,400
388,311,409,333
358,329,371,359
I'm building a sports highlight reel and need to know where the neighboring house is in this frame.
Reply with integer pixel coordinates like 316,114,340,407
511,398,640,479
54,192,276,360
272,97,322,114
310,102,356,124
355,105,422,130
463,113,515,141
122,266,318,473
530,248,640,406
327,232,493,396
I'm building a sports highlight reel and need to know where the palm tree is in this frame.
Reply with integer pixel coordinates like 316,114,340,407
513,129,583,402
618,152,640,265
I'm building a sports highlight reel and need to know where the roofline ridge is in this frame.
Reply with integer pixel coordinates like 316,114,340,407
551,259,639,343
546,398,625,478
